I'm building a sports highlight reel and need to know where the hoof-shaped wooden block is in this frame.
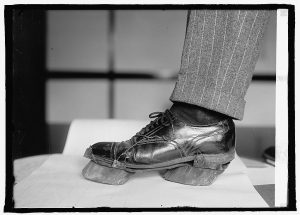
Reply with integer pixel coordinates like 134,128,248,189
82,161,133,185
162,164,228,186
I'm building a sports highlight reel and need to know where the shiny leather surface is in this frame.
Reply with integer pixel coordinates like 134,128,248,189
90,110,235,166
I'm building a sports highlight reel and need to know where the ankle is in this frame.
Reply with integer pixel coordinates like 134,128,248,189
170,102,230,125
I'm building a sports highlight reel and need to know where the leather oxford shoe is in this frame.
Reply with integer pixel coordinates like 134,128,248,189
82,107,235,186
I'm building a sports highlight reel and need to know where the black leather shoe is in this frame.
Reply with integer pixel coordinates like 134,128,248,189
82,108,235,186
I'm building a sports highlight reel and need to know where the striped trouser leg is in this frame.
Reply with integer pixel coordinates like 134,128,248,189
170,10,273,120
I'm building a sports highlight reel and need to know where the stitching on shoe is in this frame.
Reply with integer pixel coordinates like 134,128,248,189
110,142,114,159
171,139,187,158
113,142,118,161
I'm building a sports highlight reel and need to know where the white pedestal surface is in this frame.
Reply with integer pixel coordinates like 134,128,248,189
14,119,268,208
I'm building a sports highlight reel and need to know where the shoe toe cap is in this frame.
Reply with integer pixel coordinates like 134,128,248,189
89,142,114,160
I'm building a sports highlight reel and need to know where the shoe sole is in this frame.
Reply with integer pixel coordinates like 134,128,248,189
84,146,235,172
83,147,235,186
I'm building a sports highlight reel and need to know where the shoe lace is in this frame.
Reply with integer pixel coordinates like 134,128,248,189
132,109,175,142
113,110,175,166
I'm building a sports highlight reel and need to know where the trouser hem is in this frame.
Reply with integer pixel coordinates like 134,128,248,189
170,91,245,120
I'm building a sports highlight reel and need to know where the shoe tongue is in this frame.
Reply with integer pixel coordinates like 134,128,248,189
170,102,228,125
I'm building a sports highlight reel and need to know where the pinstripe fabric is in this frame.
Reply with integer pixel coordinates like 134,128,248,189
170,10,272,120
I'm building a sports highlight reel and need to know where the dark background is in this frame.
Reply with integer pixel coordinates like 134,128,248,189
7,8,276,160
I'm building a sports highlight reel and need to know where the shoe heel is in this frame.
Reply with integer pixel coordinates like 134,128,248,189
82,161,133,185
162,151,234,186
162,164,229,186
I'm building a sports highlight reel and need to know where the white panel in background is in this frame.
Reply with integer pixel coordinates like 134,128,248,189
46,80,108,123
236,82,275,127
115,10,275,76
47,10,108,71
115,80,275,127
254,10,277,74
115,80,175,120
115,10,186,76
275,9,288,207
